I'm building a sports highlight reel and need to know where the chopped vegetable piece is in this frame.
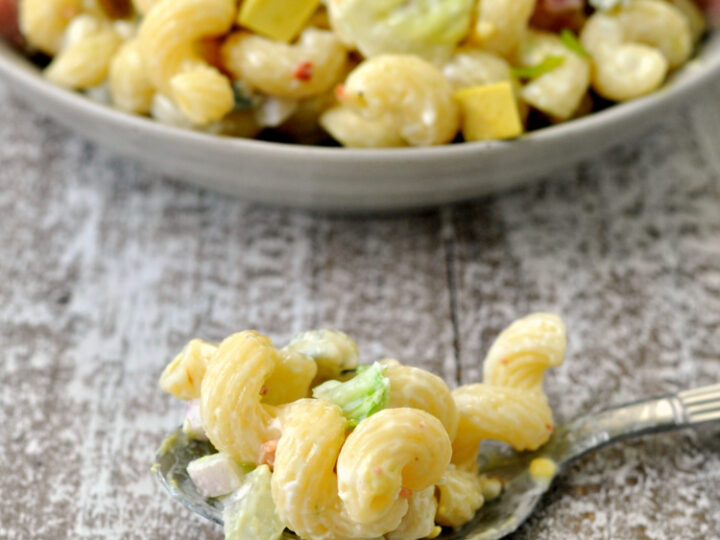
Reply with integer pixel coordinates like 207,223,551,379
455,82,524,142
512,56,565,80
187,453,246,498
293,61,314,81
312,362,389,427
258,439,279,467
222,465,284,540
238,0,321,42
559,29,590,58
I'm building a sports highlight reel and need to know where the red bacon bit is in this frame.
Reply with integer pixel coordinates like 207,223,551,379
545,424,554,432
501,358,510,365
293,61,314,82
259,386,268,396
418,421,426,429
698,0,720,26
0,0,24,48
399,486,412,499
374,467,383,475
97,0,133,18
258,439,279,468
530,0,585,33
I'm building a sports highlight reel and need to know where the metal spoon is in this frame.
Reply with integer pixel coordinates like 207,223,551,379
153,383,720,539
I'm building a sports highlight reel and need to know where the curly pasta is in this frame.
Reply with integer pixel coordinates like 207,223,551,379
109,38,155,114
44,13,123,90
451,313,566,466
338,54,460,147
615,0,693,69
283,329,359,383
482,312,566,391
19,0,82,55
262,350,317,406
272,399,404,540
435,464,485,528
468,0,536,58
385,486,437,540
200,331,281,464
581,0,692,101
381,358,459,440
159,338,217,401
137,0,236,125
222,28,349,100
319,106,407,148
337,408,451,525
517,31,591,120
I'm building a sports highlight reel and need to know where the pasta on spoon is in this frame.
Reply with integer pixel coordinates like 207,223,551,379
156,313,567,539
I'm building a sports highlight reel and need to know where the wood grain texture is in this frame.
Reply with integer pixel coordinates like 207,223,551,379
0,77,718,540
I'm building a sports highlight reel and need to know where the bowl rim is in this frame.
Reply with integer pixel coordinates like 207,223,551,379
1,35,719,164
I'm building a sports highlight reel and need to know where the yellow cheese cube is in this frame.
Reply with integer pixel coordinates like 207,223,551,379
455,81,524,142
238,0,321,43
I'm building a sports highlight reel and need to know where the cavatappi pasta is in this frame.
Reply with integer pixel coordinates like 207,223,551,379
158,313,568,540
9,0,714,146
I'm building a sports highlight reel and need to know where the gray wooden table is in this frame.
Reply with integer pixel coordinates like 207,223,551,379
1,77,719,540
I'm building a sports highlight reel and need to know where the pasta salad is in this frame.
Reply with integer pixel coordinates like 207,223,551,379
157,313,567,539
0,0,717,147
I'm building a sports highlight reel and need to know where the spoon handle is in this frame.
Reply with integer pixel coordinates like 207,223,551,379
552,383,720,466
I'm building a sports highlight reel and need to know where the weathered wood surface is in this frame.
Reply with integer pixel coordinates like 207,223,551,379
1,78,719,540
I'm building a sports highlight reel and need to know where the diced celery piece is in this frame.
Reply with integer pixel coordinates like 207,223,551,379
222,465,284,540
312,362,389,427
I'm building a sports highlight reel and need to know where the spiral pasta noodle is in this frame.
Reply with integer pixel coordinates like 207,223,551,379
108,38,155,114
386,486,437,540
334,54,460,147
43,13,122,90
137,0,235,125
381,358,459,440
159,338,217,401
435,464,485,528
337,408,451,524
221,28,349,100
200,331,281,464
262,350,317,406
19,0,82,55
451,313,566,466
271,399,404,540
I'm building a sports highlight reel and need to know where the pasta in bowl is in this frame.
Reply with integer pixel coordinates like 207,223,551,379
155,314,568,540
4,0,719,147
0,1,718,209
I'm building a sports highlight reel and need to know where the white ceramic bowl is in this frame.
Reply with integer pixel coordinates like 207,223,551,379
1,36,719,211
